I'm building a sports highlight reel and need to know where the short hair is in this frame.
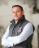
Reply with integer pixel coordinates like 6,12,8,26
12,5,24,11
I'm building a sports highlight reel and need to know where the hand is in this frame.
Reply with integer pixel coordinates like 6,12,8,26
13,43,17,46
13,42,20,46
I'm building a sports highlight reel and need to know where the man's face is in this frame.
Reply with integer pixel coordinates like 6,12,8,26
12,7,24,22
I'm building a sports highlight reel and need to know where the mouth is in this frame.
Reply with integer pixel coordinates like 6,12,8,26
15,16,18,17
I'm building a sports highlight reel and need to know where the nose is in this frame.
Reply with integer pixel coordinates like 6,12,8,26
15,12,17,15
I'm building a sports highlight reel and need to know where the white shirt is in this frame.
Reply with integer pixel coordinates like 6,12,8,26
1,23,33,47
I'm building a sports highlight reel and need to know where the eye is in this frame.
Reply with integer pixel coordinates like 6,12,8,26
13,12,15,13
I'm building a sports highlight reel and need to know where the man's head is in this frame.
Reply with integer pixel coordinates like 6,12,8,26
12,5,24,22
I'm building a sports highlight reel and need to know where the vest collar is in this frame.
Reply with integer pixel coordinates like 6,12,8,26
10,15,25,25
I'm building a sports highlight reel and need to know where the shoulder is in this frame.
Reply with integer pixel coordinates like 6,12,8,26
6,25,10,30
24,23,33,29
24,20,33,28
24,22,35,32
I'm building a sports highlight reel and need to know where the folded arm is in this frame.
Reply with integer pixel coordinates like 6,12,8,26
7,23,33,45
1,23,33,47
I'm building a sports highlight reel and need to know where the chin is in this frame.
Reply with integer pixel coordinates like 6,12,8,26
15,18,19,21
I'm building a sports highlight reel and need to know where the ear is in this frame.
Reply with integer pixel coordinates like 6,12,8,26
22,11,24,15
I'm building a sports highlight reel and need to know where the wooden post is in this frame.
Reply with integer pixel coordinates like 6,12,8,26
37,25,39,48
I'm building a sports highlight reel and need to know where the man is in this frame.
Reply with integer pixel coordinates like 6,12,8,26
1,5,35,48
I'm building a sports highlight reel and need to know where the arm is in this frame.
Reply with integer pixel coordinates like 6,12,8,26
7,23,33,45
1,26,13,47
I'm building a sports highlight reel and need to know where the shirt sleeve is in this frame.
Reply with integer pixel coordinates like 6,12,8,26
8,23,33,44
1,26,13,47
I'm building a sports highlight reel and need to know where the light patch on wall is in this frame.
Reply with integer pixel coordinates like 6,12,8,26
16,0,36,7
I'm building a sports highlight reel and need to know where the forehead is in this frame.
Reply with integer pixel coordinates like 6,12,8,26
12,7,21,11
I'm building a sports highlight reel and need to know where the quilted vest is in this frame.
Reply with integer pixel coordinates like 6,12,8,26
9,15,35,48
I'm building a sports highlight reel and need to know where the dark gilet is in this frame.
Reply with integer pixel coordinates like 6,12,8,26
9,15,35,48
